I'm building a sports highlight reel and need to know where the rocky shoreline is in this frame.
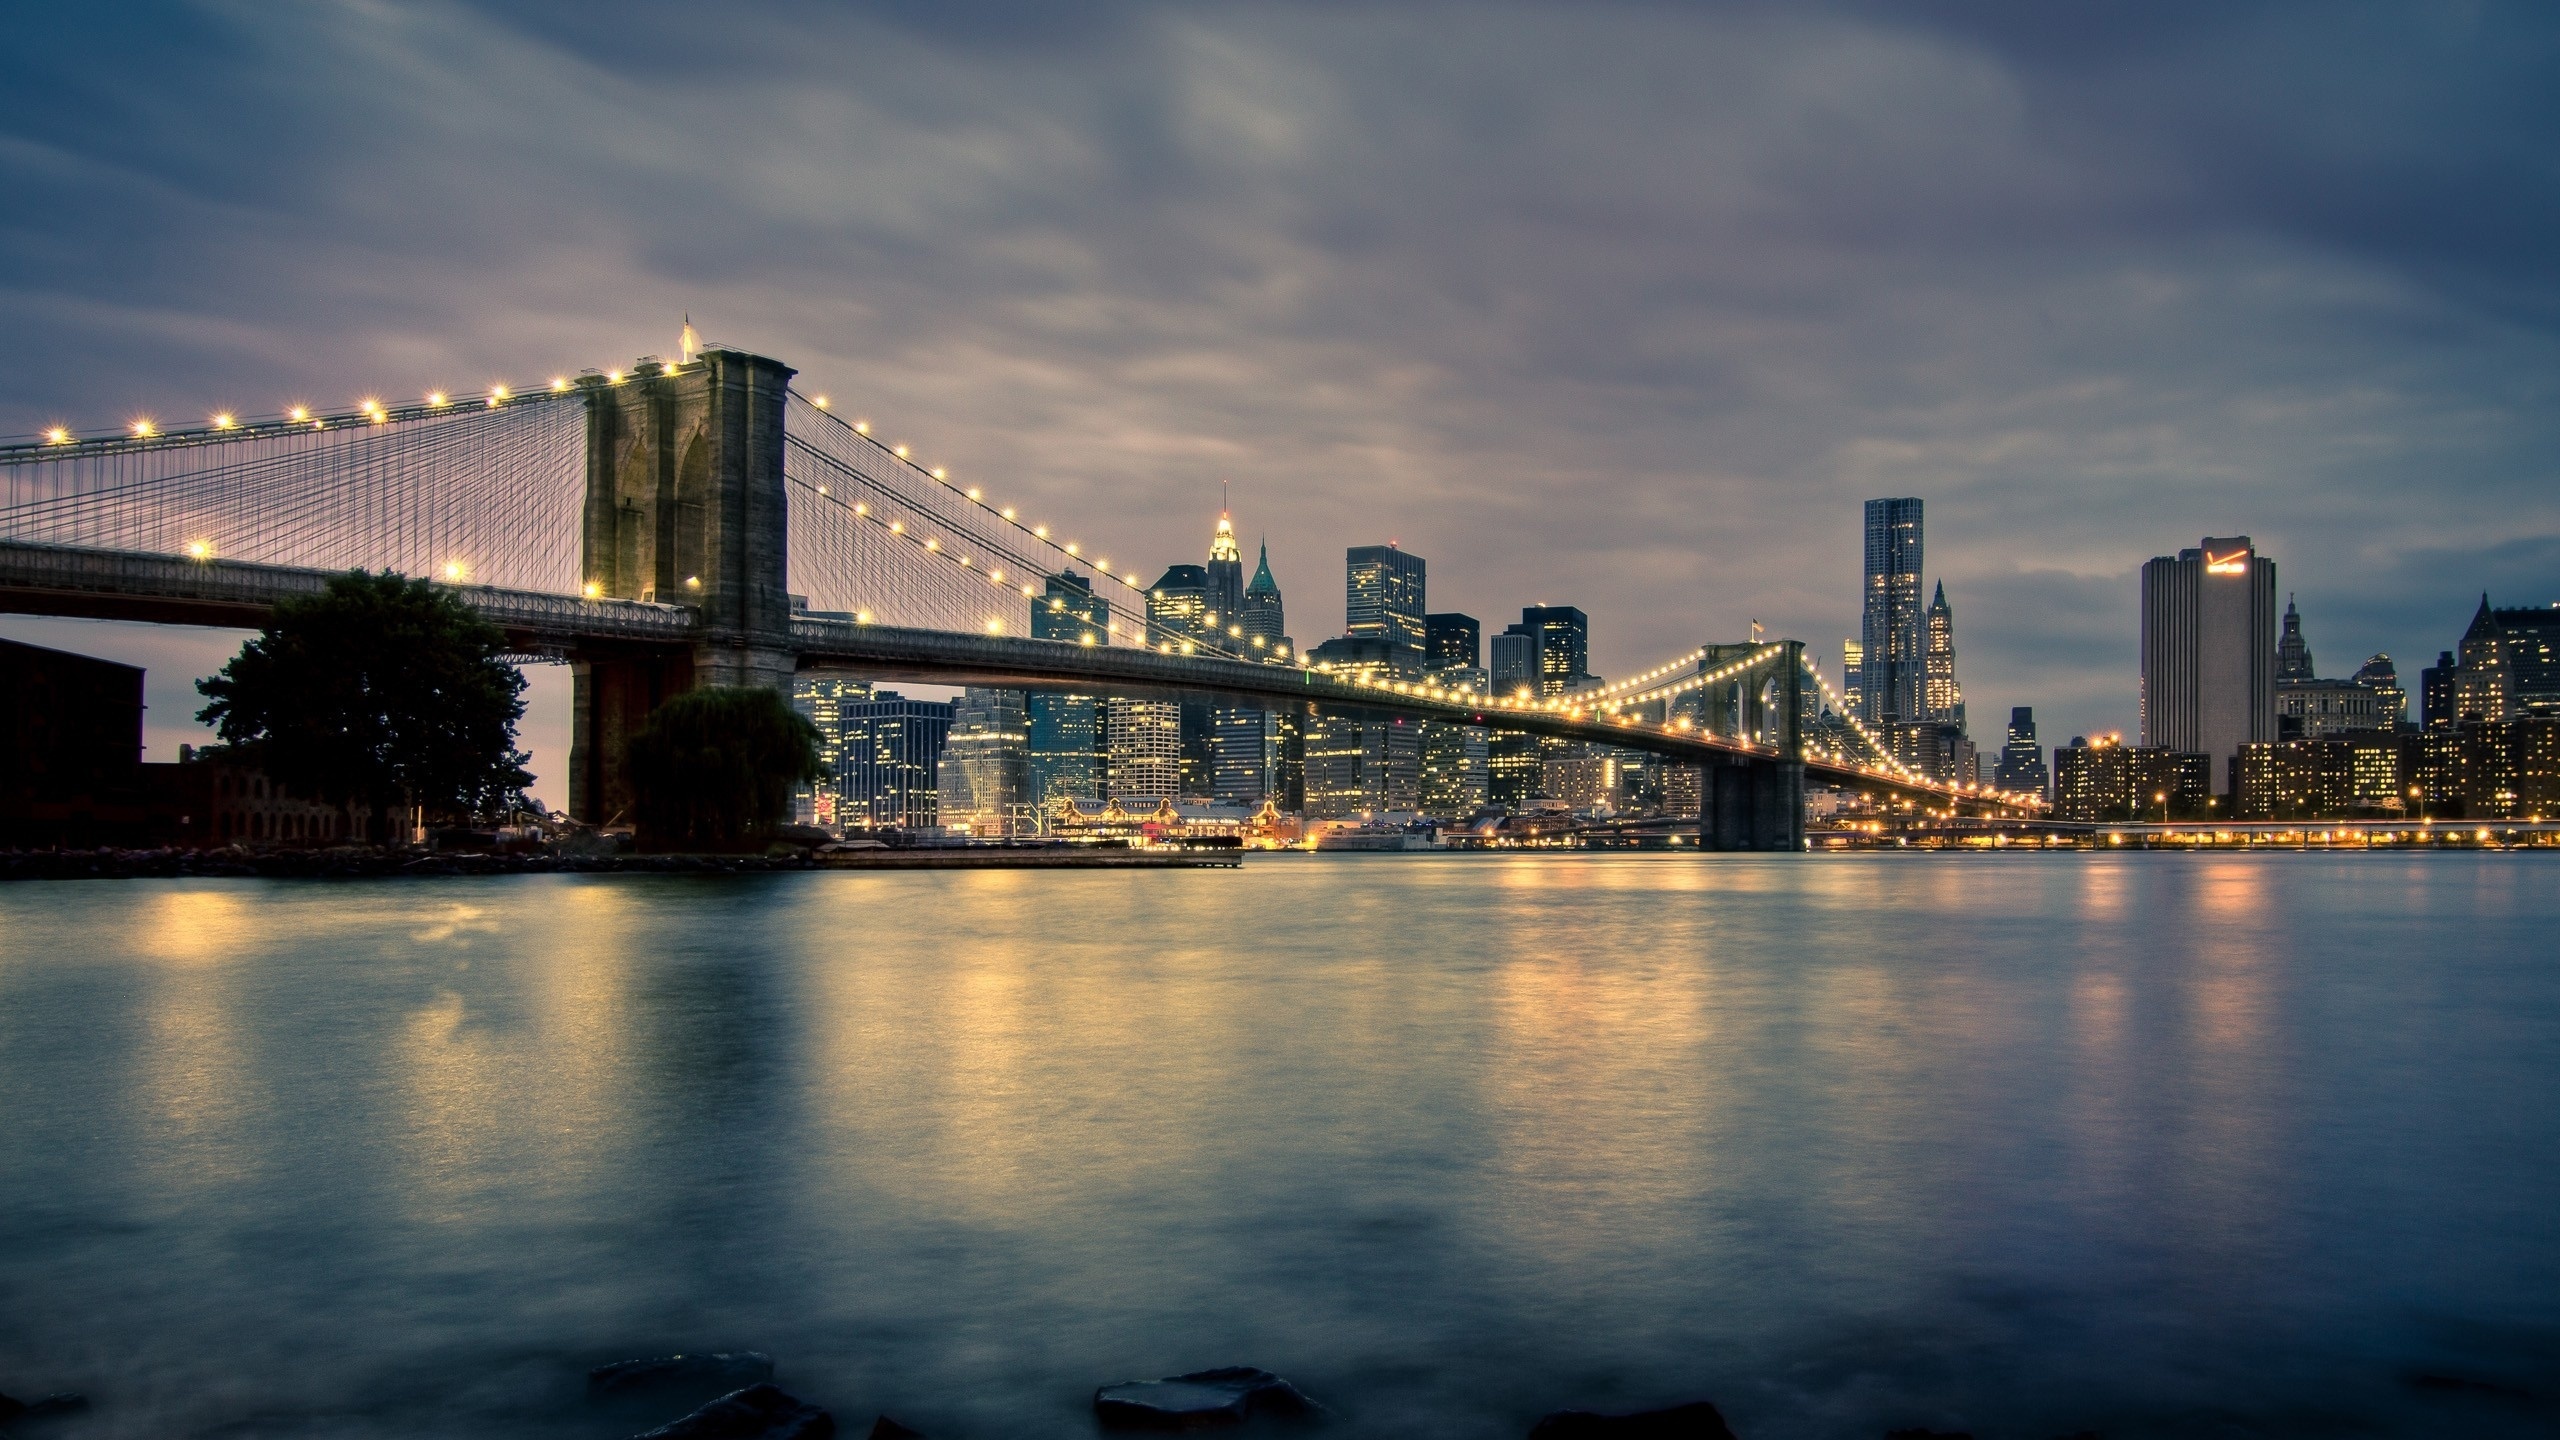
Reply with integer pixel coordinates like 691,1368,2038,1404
0,846,818,881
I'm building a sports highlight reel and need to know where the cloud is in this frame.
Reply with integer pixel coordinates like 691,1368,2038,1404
4,0,2555,762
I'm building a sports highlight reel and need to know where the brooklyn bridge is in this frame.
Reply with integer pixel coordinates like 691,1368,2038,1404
0,346,2039,850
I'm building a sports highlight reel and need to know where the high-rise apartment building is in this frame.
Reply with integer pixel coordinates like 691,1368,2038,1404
1304,710,1422,818
1345,545,1428,668
841,691,953,829
939,687,1029,835
1840,638,1864,720
790,671,872,825
1105,696,1182,802
1860,498,1925,724
1993,706,2049,797
1922,580,1964,729
2441,595,2560,724
2140,535,2277,791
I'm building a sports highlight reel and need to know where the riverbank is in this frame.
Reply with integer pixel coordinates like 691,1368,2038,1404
0,845,1241,881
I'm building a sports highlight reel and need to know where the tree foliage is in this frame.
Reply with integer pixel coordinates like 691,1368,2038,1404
626,685,825,852
196,570,531,839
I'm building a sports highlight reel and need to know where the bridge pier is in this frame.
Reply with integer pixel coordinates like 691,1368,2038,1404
1696,639,1804,852
567,349,797,825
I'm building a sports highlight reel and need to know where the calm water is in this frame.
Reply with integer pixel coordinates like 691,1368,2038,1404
2,855,2557,1439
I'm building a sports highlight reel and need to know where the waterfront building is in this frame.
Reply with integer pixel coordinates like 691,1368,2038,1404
791,671,872,825
2127,747,2216,820
1105,696,1182,802
2052,735,2130,822
1427,613,1481,672
1662,762,1703,818
1860,498,1925,724
1994,707,2050,798
1840,638,1864,721
2234,740,2354,821
1346,544,1428,667
1304,709,1421,818
2441,595,2560,724
2140,535,2278,792
2,636,148,847
938,687,1030,836
1028,570,1108,807
2348,731,2408,811
1922,581,1965,729
841,692,952,830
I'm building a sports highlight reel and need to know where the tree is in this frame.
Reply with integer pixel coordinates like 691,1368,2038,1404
196,570,531,843
625,686,825,852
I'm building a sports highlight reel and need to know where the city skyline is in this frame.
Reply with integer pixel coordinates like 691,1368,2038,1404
4,4,2557,794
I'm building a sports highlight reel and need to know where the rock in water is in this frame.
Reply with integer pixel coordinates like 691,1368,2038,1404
1526,1401,1739,1440
867,1418,927,1439
630,1383,834,1439
0,1392,90,1425
1093,1368,1323,1428
591,1353,778,1398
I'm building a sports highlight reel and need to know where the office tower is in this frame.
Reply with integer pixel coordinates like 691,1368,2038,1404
2422,651,2459,731
1345,544,1428,668
1303,710,1422,818
1242,540,1288,651
841,691,953,829
939,687,1029,835
1517,606,1592,695
2442,595,2560,724
2140,535,2277,790
1028,571,1108,807
1922,581,1964,729
2352,654,2409,730
1994,707,2049,797
790,671,872,825
1206,510,1245,643
1212,708,1289,806
1427,613,1481,673
1840,638,1864,720
1105,696,1182,802
1490,628,1540,699
1860,498,1925,723
2276,596,2315,681
1419,663,1491,818
1148,562,1218,795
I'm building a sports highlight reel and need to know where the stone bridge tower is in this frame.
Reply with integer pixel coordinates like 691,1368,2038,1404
567,349,797,823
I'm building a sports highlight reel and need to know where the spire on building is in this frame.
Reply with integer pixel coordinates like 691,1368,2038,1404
2276,593,2315,681
2464,592,2498,642
1922,578,1963,729
1248,539,1279,595
1210,509,1241,565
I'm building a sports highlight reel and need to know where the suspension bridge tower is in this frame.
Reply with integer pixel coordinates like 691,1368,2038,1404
569,349,797,824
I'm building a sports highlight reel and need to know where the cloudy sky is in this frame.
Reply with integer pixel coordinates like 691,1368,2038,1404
5,1,2556,791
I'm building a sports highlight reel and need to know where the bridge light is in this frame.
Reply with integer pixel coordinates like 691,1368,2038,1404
854,420,868,434
607,370,624,384
1080,633,1096,645
490,384,509,401
1251,636,1265,647
857,610,873,623
661,362,677,376
551,376,569,392
428,391,449,407
958,556,971,567
931,468,947,481
816,485,829,496
1034,524,1048,538
212,412,236,429
128,417,158,437
43,426,69,444
443,561,466,581
888,520,902,533
989,568,1003,582
893,444,908,458
854,502,868,516
985,619,1003,634
186,540,212,560
583,582,602,599
924,538,939,551
1021,584,1035,596
1002,506,1016,520
813,395,830,409
1096,558,1109,570
685,575,701,589
1064,543,1078,555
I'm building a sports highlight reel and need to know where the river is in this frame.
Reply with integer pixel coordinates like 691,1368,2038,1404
2,854,2555,1438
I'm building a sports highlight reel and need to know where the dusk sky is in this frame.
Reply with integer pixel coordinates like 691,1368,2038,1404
6,1,2557,793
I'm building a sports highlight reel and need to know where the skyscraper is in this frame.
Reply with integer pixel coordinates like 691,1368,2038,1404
1490,628,1539,700
1860,498,1924,723
1206,510,1245,643
1028,570,1108,807
1517,606,1591,696
2140,535,2278,790
1242,540,1287,651
1148,562,1218,795
1105,696,1182,802
1345,545,1427,669
939,687,1029,835
1994,706,2049,797
1922,580,1964,729
1840,638,1864,720
1426,613,1481,673
790,671,872,825
2276,595,2315,681
841,691,953,829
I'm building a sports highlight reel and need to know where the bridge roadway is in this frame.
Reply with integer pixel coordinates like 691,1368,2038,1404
0,538,1978,807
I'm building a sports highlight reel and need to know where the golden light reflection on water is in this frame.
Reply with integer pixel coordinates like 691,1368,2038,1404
127,889,262,1189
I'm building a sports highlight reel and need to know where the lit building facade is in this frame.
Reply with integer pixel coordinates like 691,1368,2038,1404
2441,596,2560,724
1105,696,1182,802
1860,497,1924,724
1028,570,1108,807
939,687,1030,835
1840,638,1864,721
1346,545,1428,667
2140,535,2277,792
791,671,872,825
1922,580,1965,729
1304,709,1422,818
1994,706,2049,798
841,692,952,829
2234,740,2354,821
